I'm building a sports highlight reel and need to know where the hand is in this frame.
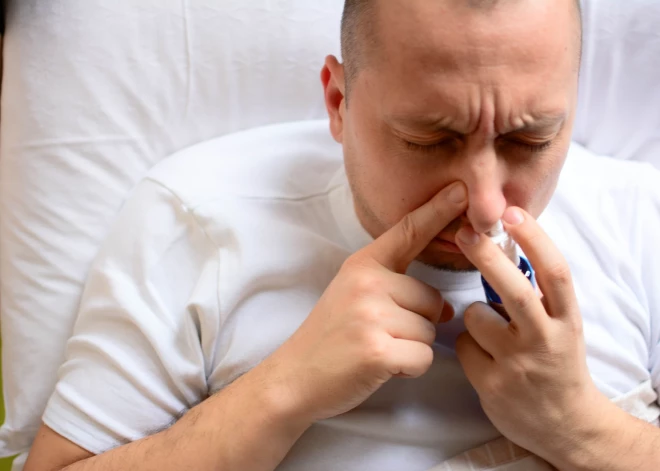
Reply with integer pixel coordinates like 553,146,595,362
263,182,468,424
454,207,611,462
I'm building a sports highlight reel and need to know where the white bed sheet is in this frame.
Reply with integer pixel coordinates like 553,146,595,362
573,0,660,163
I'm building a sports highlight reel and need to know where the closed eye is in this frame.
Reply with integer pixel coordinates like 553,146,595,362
404,140,453,153
404,138,554,154
504,139,554,153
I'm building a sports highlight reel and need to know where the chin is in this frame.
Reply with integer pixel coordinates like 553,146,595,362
417,244,477,272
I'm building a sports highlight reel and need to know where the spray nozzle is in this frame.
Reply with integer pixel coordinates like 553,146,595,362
486,220,519,265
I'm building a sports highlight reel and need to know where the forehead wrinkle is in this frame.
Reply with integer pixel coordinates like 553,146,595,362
388,108,567,138
506,114,567,133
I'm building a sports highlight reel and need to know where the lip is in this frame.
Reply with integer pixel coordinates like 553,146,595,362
432,238,463,254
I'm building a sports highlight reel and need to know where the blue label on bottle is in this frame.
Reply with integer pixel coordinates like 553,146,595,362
481,256,536,305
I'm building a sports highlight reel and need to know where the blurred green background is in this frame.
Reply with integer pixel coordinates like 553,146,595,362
1,336,15,470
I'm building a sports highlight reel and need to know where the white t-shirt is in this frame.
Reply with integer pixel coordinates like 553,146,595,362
43,120,660,471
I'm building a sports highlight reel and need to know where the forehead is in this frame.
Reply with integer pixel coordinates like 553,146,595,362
370,0,577,68
358,0,578,131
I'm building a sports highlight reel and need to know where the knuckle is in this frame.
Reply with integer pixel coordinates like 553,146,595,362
354,301,386,324
363,335,389,367
504,356,532,382
509,357,528,376
479,248,499,269
417,345,435,373
398,214,420,248
348,271,385,298
539,325,556,344
420,321,438,345
510,289,538,312
405,345,434,378
430,200,450,223
547,261,573,285
565,314,584,337
526,322,553,345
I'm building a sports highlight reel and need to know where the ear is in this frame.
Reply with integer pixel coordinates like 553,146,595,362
321,55,346,143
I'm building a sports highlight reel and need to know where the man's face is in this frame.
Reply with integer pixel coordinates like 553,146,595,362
323,0,580,271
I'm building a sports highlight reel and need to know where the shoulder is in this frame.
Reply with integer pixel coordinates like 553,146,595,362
558,142,660,199
548,142,660,239
144,120,344,209
100,120,345,275
541,143,660,289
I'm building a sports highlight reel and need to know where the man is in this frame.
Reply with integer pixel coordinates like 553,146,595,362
24,0,660,470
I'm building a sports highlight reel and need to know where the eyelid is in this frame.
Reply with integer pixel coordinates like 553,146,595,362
500,130,556,143
502,130,558,142
505,139,554,152
397,131,456,143
403,139,454,152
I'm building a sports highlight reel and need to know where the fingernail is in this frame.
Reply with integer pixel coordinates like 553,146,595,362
457,227,480,246
503,207,525,226
448,183,467,203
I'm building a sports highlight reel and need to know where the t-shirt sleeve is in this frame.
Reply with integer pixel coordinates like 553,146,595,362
637,167,660,394
42,178,219,454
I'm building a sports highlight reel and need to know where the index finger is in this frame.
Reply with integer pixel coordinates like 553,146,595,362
456,226,548,333
502,207,578,319
362,182,468,273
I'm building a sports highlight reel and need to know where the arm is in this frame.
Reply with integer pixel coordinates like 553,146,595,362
26,181,468,470
565,167,660,470
24,177,306,470
566,165,660,471
555,403,660,471
26,360,312,471
572,166,660,470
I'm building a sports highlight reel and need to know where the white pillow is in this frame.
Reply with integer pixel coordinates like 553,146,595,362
0,0,343,462
574,0,660,166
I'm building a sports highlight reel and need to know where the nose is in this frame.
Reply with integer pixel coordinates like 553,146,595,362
461,147,507,234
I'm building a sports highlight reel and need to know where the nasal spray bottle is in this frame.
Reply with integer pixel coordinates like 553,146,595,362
481,220,536,320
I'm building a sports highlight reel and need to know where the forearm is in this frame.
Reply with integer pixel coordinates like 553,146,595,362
553,399,660,471
63,366,310,471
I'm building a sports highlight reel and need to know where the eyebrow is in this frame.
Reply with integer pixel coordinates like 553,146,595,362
389,113,567,136
506,114,567,134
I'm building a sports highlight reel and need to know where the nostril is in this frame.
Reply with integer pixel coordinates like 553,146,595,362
466,210,502,234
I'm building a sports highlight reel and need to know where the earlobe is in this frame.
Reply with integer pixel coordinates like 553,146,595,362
321,55,346,143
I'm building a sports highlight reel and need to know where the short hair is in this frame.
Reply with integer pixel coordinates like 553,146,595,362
340,0,583,101
341,0,374,99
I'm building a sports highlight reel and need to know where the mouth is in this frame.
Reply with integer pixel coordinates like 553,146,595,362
432,237,463,254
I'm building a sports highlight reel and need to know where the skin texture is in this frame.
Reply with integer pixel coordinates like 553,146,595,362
323,0,578,270
24,1,660,470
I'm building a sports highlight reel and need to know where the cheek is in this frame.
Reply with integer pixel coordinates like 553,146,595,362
503,149,567,217
352,152,432,222
346,121,436,216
